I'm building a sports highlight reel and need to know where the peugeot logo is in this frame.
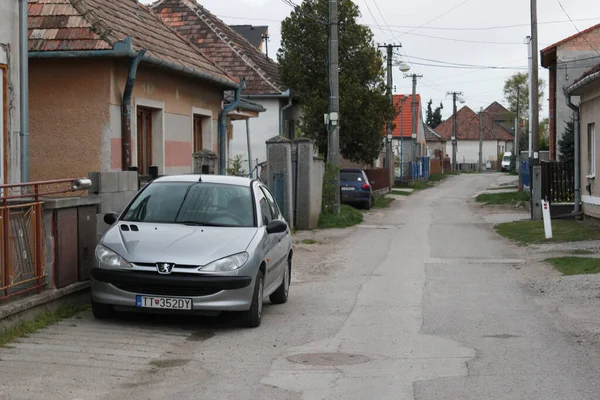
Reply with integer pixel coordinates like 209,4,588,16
156,263,174,275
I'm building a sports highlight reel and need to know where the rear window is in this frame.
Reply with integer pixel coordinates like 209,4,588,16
121,182,255,227
340,171,365,182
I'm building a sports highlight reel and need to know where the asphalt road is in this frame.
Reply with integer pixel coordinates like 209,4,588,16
1,174,599,400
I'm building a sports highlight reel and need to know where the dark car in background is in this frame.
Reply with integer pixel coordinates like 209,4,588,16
339,168,374,210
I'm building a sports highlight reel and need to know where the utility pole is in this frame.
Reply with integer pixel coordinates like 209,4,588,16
378,43,403,192
530,0,540,165
447,91,463,171
514,87,520,172
406,74,423,164
327,0,340,214
479,107,483,172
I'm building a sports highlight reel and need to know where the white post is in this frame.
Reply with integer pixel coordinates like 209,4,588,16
541,199,553,239
527,36,533,159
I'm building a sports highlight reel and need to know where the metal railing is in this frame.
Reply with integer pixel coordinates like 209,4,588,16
0,178,90,301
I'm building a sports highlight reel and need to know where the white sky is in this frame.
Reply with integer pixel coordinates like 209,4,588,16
143,0,600,119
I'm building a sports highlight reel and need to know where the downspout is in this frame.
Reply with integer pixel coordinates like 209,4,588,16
279,91,293,137
121,50,146,170
565,92,581,215
219,79,246,174
19,0,29,182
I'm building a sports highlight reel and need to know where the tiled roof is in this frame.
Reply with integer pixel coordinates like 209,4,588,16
435,106,514,141
152,0,285,95
541,23,600,67
573,61,600,86
28,0,237,87
391,94,420,137
541,23,600,53
230,25,268,49
484,101,510,118
425,126,444,142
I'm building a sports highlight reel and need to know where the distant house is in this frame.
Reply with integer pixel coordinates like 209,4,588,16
484,101,514,134
391,94,427,164
230,25,269,52
0,1,20,184
435,105,514,166
425,126,446,159
541,23,600,160
566,62,600,218
153,0,300,173
27,0,241,181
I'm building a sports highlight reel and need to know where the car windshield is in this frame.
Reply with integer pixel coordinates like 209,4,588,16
121,182,255,227
503,156,511,162
340,171,364,182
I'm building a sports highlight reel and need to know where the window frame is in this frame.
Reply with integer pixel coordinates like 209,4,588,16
260,186,281,220
588,123,596,178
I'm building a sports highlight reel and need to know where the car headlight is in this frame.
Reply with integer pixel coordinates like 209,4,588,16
199,252,249,272
95,245,132,269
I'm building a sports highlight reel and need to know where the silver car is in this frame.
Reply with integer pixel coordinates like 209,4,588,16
91,174,293,328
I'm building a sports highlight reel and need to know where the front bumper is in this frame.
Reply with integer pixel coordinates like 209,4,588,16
91,268,255,312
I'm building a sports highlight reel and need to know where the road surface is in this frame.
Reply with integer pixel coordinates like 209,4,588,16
1,173,599,400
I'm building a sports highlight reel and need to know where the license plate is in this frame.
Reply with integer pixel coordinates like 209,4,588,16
341,187,355,191
136,295,192,310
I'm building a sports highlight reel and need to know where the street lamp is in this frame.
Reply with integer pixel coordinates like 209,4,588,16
398,62,410,73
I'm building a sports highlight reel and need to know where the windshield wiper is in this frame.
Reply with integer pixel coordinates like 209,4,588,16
180,221,223,227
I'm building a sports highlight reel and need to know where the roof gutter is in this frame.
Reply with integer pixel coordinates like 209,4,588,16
28,37,239,89
564,89,582,215
243,89,291,99
566,71,600,96
122,49,146,171
279,92,293,136
219,79,247,174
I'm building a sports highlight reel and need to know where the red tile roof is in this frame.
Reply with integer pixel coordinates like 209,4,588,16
435,106,513,141
392,94,420,137
152,0,285,95
484,101,510,118
28,0,237,87
541,23,600,67
425,126,444,142
541,23,600,54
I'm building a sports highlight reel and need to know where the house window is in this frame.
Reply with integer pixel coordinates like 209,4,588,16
193,115,203,152
588,123,596,177
137,107,153,175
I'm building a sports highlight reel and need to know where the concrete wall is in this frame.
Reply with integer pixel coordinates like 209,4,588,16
578,80,600,218
310,157,325,227
0,1,21,184
454,140,508,164
29,59,110,181
294,138,324,230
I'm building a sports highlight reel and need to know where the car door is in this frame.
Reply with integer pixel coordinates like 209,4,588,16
260,186,289,284
257,187,280,290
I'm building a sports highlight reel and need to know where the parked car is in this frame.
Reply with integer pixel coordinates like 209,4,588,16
91,175,292,328
339,168,374,209
501,152,512,171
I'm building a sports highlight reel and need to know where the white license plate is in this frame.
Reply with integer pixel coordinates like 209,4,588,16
341,187,355,191
136,295,192,310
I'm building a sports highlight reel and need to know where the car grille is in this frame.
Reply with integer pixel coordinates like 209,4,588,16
114,283,221,297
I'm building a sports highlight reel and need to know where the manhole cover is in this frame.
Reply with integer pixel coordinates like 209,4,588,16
287,352,369,366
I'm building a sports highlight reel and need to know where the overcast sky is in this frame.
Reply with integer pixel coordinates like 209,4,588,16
143,0,600,119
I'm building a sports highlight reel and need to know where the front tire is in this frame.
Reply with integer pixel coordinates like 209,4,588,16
270,258,291,304
240,270,264,328
91,299,114,319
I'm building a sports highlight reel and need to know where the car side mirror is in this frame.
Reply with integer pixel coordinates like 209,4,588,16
104,212,118,225
266,220,287,234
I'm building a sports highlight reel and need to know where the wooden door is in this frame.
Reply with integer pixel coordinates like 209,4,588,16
193,115,203,152
137,108,153,175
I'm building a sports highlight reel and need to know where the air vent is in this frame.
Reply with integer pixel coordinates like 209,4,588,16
130,225,139,231
120,225,130,231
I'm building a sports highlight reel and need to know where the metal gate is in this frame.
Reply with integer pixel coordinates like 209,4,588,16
272,172,286,217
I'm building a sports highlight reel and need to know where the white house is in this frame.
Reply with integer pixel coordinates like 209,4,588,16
435,105,514,166
0,0,21,184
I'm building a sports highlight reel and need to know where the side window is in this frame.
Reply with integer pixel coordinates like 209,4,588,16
260,187,280,219
259,198,272,226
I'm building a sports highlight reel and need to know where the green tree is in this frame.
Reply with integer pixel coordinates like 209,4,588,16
558,118,575,166
426,99,444,128
277,0,395,164
503,72,545,121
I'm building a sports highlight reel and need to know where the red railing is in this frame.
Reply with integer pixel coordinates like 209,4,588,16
0,178,90,301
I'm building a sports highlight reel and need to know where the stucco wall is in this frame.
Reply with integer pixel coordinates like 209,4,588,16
29,59,110,181
454,140,507,164
0,1,20,184
554,45,600,158
108,62,222,175
578,80,600,214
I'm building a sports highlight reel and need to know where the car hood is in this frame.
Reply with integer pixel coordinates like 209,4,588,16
101,222,258,266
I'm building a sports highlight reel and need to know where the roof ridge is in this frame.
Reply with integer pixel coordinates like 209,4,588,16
190,2,283,93
70,0,120,47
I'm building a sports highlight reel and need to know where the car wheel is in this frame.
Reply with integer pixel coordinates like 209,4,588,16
240,270,264,328
270,257,291,304
91,299,114,319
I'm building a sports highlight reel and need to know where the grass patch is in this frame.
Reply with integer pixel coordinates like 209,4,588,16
301,239,319,245
318,205,364,229
391,190,411,196
475,190,530,205
544,257,600,275
0,303,88,347
566,249,594,255
495,220,600,246
411,180,434,190
374,195,394,208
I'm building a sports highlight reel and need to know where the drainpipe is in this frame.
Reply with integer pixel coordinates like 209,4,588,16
219,79,246,174
279,91,293,137
19,0,29,182
565,92,581,215
121,50,146,170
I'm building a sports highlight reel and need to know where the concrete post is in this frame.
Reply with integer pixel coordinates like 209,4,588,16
266,136,294,226
294,138,315,230
532,165,542,220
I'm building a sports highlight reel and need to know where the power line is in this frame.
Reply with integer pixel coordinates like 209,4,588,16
555,0,600,56
279,0,326,24
398,0,470,37
371,0,397,41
